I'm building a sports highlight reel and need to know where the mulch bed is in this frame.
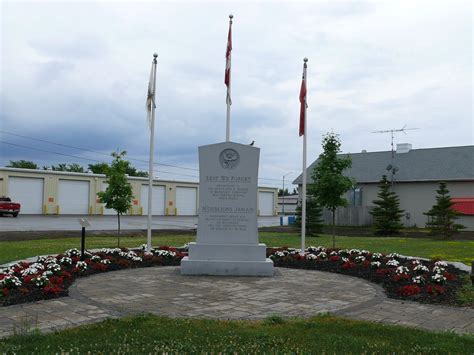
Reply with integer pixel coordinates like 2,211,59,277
268,247,468,306
1,246,469,307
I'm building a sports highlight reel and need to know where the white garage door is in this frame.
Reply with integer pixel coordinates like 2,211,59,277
58,180,90,214
176,187,197,215
259,191,274,216
100,182,117,215
141,185,165,215
8,177,44,214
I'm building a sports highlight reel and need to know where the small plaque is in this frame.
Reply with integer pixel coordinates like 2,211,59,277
78,218,91,228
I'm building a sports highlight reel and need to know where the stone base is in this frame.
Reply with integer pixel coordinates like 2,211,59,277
180,257,274,276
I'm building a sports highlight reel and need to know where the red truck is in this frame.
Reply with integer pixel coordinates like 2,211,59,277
0,196,21,217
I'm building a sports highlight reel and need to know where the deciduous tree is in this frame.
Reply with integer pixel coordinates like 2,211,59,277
97,151,134,246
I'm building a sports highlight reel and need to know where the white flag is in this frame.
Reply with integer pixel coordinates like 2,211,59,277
146,62,156,129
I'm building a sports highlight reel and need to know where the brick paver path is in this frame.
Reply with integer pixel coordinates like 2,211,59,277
1,267,473,338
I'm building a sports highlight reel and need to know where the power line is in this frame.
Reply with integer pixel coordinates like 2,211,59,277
0,141,200,179
0,140,283,183
0,130,284,182
0,130,199,172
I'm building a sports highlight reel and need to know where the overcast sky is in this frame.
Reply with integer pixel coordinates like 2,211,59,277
1,0,472,187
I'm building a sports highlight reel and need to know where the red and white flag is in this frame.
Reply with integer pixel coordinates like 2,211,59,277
299,65,307,136
225,16,232,104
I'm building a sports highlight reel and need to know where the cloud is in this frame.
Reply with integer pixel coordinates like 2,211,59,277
0,0,472,187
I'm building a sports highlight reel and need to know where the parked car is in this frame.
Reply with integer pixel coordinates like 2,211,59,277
0,196,21,217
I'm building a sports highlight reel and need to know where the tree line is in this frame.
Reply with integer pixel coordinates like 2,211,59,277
6,160,148,177
295,132,465,242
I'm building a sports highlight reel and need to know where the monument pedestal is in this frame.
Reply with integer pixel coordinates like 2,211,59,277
180,141,274,277
181,242,273,276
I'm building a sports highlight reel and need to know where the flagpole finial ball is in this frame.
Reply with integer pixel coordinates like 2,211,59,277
229,14,233,19
304,57,308,63
153,53,158,58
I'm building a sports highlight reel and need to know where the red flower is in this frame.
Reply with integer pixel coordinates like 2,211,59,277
2,288,9,297
426,284,445,295
23,275,35,284
342,261,356,269
362,260,371,268
398,285,421,296
61,271,73,281
49,276,64,286
443,272,456,281
329,256,341,262
43,285,63,295
375,268,392,276
92,263,108,272
393,274,410,282
117,259,130,268
295,254,305,261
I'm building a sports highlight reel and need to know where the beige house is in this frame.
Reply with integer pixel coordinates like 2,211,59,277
0,168,278,216
293,145,474,230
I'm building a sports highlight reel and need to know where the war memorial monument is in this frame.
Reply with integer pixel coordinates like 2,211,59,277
180,141,274,276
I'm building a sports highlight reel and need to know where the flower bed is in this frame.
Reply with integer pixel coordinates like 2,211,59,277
1,245,468,307
268,247,468,305
0,246,184,307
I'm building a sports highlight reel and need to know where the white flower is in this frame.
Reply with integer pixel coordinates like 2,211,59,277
307,246,326,254
317,252,328,260
65,248,80,257
21,267,42,277
131,256,142,262
342,257,349,263
153,249,177,258
371,261,381,268
338,249,350,256
395,266,409,275
43,270,53,277
46,263,61,274
411,260,421,266
31,275,49,288
349,249,361,255
412,276,425,284
100,259,111,265
91,255,101,262
355,256,366,263
271,251,286,259
386,259,399,267
0,275,22,288
431,273,447,284
59,257,73,266
75,261,88,271
305,253,317,260
414,264,429,273
434,261,448,267
330,251,338,256
371,253,383,260
143,251,153,257
432,266,446,274
387,253,400,259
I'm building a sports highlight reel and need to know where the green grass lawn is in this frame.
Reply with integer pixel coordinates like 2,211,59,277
1,232,472,265
1,314,472,353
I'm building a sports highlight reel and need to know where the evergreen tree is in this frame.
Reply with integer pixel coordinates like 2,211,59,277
370,175,405,235
295,195,323,236
97,151,134,247
424,182,465,238
311,132,353,247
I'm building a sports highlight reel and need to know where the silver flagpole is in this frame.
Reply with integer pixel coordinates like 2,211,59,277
226,14,233,142
301,58,308,255
147,53,158,252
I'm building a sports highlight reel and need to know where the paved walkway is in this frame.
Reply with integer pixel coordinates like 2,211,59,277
0,267,473,338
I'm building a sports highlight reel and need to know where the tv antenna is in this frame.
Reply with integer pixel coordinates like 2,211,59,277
372,125,420,184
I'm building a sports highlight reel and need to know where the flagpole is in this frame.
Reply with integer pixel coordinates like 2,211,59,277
226,14,233,142
301,58,308,255
147,53,158,252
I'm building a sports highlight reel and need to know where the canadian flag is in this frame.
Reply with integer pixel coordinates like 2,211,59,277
299,67,307,136
225,17,232,103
